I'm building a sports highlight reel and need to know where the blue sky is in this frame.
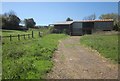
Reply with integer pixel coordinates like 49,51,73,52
2,2,118,25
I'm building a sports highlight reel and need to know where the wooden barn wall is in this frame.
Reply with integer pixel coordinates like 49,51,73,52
53,21,114,35
82,22,94,29
94,21,113,31
82,22,94,34
54,25,70,34
71,22,83,35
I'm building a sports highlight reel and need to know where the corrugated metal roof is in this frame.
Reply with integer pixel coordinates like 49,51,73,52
74,19,114,22
51,21,73,25
51,19,113,25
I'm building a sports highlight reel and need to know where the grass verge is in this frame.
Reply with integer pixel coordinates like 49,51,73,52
80,34,118,63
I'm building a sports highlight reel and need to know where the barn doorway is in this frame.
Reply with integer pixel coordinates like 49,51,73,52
82,22,94,34
83,29,92,34
72,22,83,35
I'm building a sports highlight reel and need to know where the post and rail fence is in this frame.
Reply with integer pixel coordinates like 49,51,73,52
0,31,44,41
0,29,52,42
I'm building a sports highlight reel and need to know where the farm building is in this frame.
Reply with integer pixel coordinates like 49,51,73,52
51,19,114,35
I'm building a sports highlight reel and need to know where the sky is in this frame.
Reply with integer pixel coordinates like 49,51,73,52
1,2,118,25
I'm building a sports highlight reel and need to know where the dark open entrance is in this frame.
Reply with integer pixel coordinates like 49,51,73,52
71,22,83,36
53,25,70,34
83,29,92,34
82,22,94,34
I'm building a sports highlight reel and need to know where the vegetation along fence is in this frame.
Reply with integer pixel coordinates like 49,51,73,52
1,31,43,41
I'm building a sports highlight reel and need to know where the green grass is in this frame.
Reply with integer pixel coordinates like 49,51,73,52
2,27,52,43
2,28,51,36
2,29,68,79
80,34,118,63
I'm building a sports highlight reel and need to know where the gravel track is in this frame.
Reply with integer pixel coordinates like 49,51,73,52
47,36,118,79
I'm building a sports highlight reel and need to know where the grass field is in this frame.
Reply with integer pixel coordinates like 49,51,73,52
80,34,118,63
2,28,51,36
2,29,68,79
1,27,53,44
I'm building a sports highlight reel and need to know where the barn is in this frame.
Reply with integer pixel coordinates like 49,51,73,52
51,19,114,35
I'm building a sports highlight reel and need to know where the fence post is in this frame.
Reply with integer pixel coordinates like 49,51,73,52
10,35,12,41
39,32,40,37
24,34,26,39
39,32,41,37
18,34,20,40
0,36,1,40
32,31,34,38
28,34,30,39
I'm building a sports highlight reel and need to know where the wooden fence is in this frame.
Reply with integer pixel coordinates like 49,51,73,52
1,31,43,41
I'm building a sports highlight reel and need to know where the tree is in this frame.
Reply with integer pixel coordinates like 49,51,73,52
0,15,2,28
99,13,119,31
66,17,73,21
83,13,96,20
8,14,20,26
99,13,118,20
24,18,36,28
2,10,21,29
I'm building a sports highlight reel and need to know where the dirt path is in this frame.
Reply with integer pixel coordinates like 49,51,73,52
47,36,118,79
